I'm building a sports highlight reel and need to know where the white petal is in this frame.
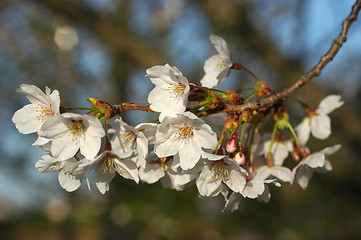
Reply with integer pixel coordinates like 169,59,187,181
241,180,265,199
296,118,311,145
320,144,341,156
33,136,51,146
317,95,344,115
40,115,68,139
79,134,101,160
178,141,201,170
196,164,222,197
294,165,313,190
139,164,165,184
194,125,217,150
51,136,80,160
95,167,115,194
223,192,242,212
12,105,46,134
35,155,59,173
58,170,82,192
269,166,293,183
49,89,61,114
311,115,331,140
225,166,246,194
17,84,49,105
114,158,139,183
209,34,231,59
200,72,220,88
83,115,105,137
272,142,290,166
136,122,158,144
257,184,271,203
303,152,325,168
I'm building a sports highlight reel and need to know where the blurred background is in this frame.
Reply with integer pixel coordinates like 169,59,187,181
1,0,361,239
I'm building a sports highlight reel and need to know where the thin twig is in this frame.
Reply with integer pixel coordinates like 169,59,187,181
225,0,361,113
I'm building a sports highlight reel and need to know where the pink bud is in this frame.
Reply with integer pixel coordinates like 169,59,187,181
226,131,238,153
226,138,237,153
234,152,246,165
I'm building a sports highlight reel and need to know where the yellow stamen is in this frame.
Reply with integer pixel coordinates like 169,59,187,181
67,120,83,142
174,123,193,142
35,104,55,122
167,82,186,99
211,161,230,182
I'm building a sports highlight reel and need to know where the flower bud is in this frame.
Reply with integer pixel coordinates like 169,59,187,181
254,81,273,97
234,152,246,165
87,97,113,121
291,140,301,162
226,132,238,153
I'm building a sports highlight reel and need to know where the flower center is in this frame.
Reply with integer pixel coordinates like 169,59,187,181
213,56,228,71
174,124,193,142
67,120,83,141
103,158,117,174
211,161,230,181
35,104,55,122
119,131,136,150
167,82,186,99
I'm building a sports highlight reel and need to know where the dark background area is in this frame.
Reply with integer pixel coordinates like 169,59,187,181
1,0,361,239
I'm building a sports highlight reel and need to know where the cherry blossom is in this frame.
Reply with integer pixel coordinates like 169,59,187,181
39,113,105,160
292,145,341,189
154,111,217,170
262,137,293,165
75,150,138,194
109,117,157,167
296,95,343,144
35,154,87,192
12,84,60,134
196,154,247,198
200,34,233,88
147,64,190,121
139,152,199,191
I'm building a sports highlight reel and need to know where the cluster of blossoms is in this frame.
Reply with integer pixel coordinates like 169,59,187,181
12,34,343,211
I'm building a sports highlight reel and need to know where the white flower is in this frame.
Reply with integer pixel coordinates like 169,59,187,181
12,84,60,134
262,138,293,165
139,152,200,190
196,154,247,198
39,113,105,160
296,95,343,144
200,34,233,88
154,111,217,170
146,64,190,121
75,150,138,194
35,154,87,192
109,117,157,167
292,145,340,189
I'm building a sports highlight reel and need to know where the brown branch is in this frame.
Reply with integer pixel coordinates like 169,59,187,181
225,0,361,113
112,103,153,116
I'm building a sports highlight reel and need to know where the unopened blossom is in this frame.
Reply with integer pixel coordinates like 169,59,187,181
12,84,60,134
154,111,217,170
39,113,105,160
109,117,157,167
196,153,247,198
200,34,233,88
35,154,87,192
296,95,343,144
147,64,190,121
75,150,138,194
